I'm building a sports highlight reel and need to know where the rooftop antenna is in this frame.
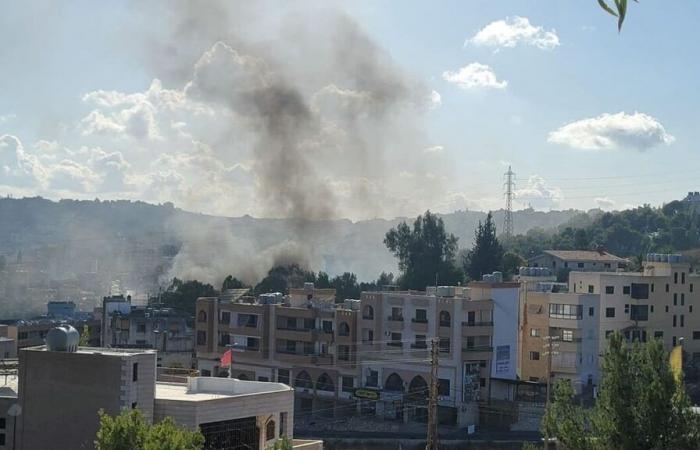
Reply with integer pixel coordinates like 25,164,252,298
503,166,516,238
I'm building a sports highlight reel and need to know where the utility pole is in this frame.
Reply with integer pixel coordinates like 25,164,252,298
426,337,439,450
543,335,560,406
503,166,516,238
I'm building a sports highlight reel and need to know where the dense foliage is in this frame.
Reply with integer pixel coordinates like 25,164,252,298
95,409,204,450
464,212,504,280
504,202,700,261
160,278,217,315
542,333,700,449
384,211,462,290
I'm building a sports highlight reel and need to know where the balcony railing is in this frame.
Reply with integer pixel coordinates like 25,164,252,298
462,345,493,353
462,321,494,327
387,341,403,348
387,316,404,322
411,343,428,349
411,318,428,324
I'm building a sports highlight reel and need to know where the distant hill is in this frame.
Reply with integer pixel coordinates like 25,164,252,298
0,197,583,290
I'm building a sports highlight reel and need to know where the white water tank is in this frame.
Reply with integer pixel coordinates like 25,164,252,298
46,325,80,352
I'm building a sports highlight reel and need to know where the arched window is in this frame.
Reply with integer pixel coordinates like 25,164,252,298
294,370,313,389
338,322,350,336
316,373,335,392
197,310,207,322
408,376,429,403
363,305,374,320
384,373,404,392
439,311,451,327
266,420,276,441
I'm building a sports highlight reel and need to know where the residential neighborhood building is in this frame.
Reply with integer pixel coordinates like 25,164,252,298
529,249,628,273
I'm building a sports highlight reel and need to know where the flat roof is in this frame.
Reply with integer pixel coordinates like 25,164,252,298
156,377,292,402
540,250,627,262
22,345,156,357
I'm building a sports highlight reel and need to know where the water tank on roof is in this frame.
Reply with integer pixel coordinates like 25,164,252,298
492,272,503,283
46,325,80,352
436,286,455,297
304,282,315,290
519,267,527,276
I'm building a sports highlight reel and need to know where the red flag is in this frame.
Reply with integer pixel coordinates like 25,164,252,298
220,349,233,366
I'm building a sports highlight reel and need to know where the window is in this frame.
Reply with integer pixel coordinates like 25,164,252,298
0,418,4,429
363,305,374,319
414,309,428,323
631,283,649,299
666,284,670,293
197,310,207,322
673,315,677,327
588,285,594,294
623,286,631,295
322,320,333,333
589,307,595,317
366,369,378,387
388,332,402,347
342,376,354,392
438,379,450,396
280,412,288,437
652,283,655,293
285,340,296,353
604,263,611,268
136,322,146,333
606,307,616,318
691,306,694,313
682,272,686,284
467,311,475,325
220,311,231,325
630,305,649,321
693,331,700,340
303,342,314,355
196,331,206,345
666,306,669,313
439,311,451,327
681,315,685,327
624,304,629,314
682,294,685,306
675,272,679,284
390,307,403,321
238,314,258,328
414,334,427,348
338,345,350,361
439,338,450,353
480,378,486,387
131,402,137,409
278,369,290,384
673,336,677,347
674,293,678,305
529,351,540,361
303,318,315,330
132,363,138,382
605,330,614,338
564,262,569,268
218,332,230,347
605,286,615,294
0,433,4,446
530,328,540,337
266,420,276,441
246,337,260,351
562,330,574,342
651,305,654,313
338,322,350,336
691,284,694,293
578,262,585,268
654,331,664,340
549,304,583,320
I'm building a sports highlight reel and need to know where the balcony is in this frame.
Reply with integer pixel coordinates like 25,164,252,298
410,343,428,349
411,318,428,324
387,316,404,322
462,321,493,327
462,345,493,356
387,341,403,348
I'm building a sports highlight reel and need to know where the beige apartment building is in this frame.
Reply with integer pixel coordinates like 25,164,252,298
529,249,628,273
196,284,361,419
196,279,522,430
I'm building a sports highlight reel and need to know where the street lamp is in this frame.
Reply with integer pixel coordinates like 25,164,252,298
7,403,21,450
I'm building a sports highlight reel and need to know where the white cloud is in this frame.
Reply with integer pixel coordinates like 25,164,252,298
595,197,616,210
548,111,675,151
423,145,444,154
0,134,46,187
469,16,559,51
442,63,507,90
0,114,17,124
515,175,562,210
429,90,442,109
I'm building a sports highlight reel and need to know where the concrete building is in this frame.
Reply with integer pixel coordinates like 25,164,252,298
196,284,361,421
529,249,628,273
17,345,156,450
7,318,101,349
46,300,76,319
102,294,194,367
155,376,303,450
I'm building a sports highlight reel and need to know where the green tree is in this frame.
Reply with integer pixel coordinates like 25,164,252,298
544,333,700,449
95,409,204,450
79,325,90,347
501,251,525,280
221,275,247,291
254,264,316,295
464,212,504,281
384,211,462,290
160,278,216,316
598,0,638,31
330,272,361,301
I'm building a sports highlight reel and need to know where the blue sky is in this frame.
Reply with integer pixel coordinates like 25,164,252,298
0,1,698,218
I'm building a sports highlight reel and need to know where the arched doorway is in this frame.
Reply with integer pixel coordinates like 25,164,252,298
384,373,404,392
407,375,429,422
316,373,335,392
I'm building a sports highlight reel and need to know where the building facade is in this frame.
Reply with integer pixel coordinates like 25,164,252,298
529,250,628,273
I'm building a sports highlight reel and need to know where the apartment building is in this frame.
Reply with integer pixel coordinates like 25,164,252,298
196,284,360,419
102,294,194,367
529,249,628,272
570,253,700,357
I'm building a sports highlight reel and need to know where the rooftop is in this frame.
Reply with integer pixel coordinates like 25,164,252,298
156,377,292,402
22,345,156,357
0,374,18,397
542,250,627,262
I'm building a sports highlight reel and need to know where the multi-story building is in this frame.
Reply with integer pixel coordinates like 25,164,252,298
6,318,101,349
196,284,360,420
196,279,521,430
529,249,628,273
46,300,76,319
102,294,194,367
7,325,315,450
